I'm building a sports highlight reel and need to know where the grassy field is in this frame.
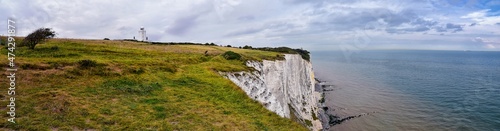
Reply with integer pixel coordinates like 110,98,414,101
0,38,306,130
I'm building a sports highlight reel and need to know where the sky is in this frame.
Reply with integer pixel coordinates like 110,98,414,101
1,0,499,51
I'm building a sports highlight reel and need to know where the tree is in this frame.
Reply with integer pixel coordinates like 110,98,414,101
243,45,252,49
22,28,56,49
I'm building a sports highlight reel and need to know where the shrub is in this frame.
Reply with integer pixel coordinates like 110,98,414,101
50,46,59,51
243,45,252,49
0,37,6,46
312,112,318,120
304,119,313,127
222,51,241,60
129,67,145,74
103,38,110,40
48,62,61,68
78,59,97,69
20,63,48,70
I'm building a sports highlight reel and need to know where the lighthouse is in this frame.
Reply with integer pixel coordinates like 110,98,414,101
138,26,147,42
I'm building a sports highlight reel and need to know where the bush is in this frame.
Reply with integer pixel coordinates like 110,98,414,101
78,59,97,69
0,37,6,46
103,38,110,40
48,62,62,69
222,51,241,60
243,45,252,49
20,63,48,70
50,46,59,51
129,67,145,74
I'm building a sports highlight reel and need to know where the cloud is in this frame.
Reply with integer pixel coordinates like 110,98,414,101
166,15,200,36
473,37,498,49
225,27,263,36
213,0,242,21
435,23,464,33
462,9,500,25
296,4,462,34
281,0,325,5
1,0,499,51
486,44,496,49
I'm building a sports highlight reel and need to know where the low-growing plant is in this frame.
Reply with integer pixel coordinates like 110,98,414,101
222,51,242,60
20,63,38,70
129,67,145,74
50,46,59,51
78,59,97,69
20,63,50,70
47,61,63,69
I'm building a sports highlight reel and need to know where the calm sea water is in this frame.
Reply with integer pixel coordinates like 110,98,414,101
311,50,500,131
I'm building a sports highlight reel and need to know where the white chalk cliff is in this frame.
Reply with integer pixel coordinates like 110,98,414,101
220,54,323,130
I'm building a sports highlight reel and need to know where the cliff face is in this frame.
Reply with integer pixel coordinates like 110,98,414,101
221,54,323,130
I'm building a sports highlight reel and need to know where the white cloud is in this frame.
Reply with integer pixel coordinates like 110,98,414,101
461,9,500,25
485,44,496,49
473,37,498,49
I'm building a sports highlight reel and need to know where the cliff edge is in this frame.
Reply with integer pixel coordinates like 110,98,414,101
221,54,324,130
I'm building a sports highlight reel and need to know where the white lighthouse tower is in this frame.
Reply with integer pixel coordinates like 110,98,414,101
138,26,147,42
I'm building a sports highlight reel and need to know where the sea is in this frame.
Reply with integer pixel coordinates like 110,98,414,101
311,50,500,131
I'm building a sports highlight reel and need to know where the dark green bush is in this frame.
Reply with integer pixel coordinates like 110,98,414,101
157,64,177,73
50,46,59,51
129,67,145,74
222,51,241,60
0,37,6,46
20,63,48,70
243,45,252,49
78,59,97,69
48,62,61,69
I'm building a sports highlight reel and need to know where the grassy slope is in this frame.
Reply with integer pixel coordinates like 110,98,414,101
0,39,306,130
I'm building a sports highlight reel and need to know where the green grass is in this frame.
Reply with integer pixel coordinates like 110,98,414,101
0,38,306,130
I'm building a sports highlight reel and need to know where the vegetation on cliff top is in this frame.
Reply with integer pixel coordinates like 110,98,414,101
0,38,307,130
241,46,311,61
